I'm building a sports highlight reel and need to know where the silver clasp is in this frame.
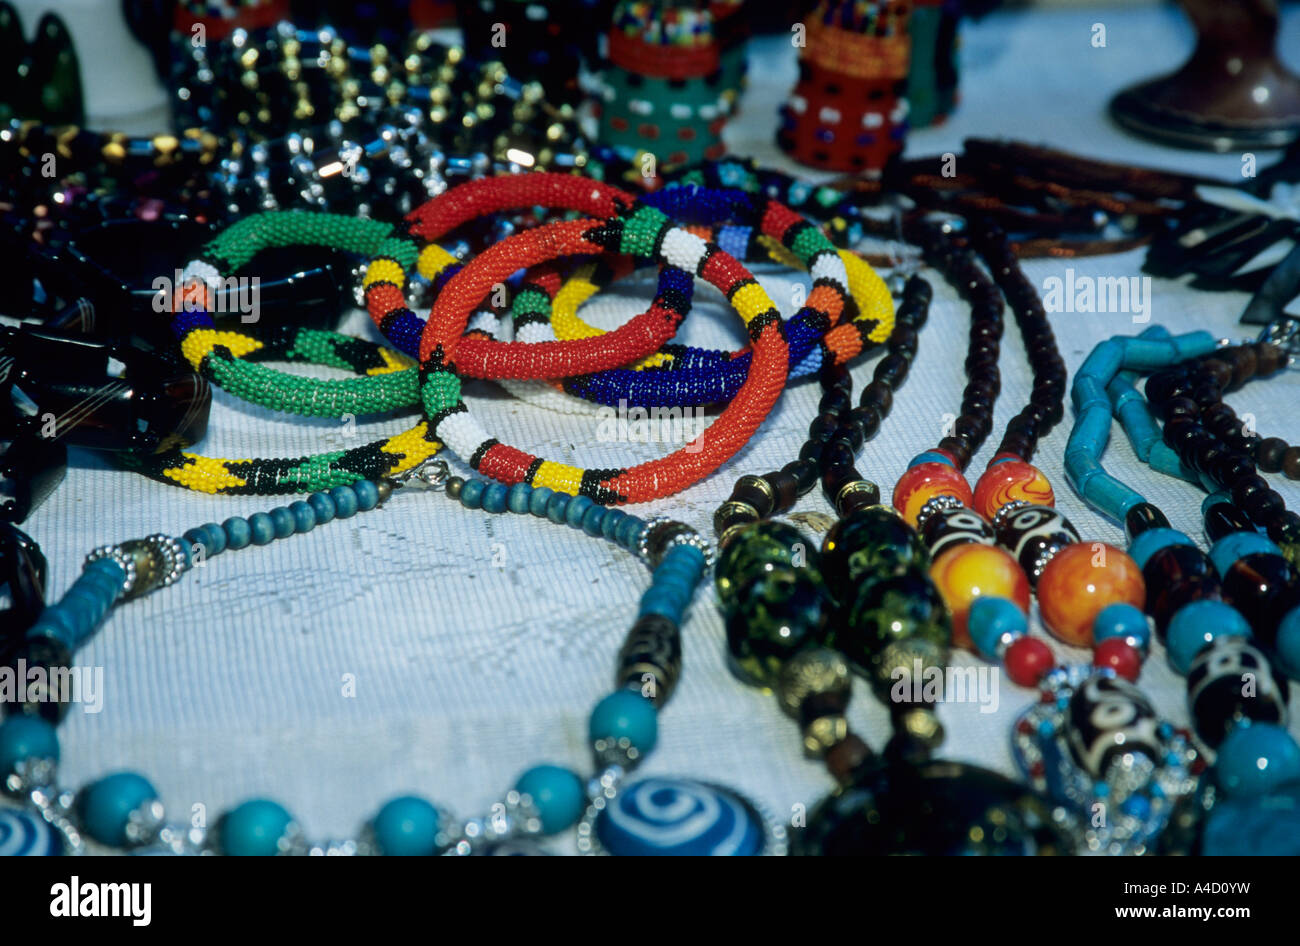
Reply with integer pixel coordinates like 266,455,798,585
390,457,450,491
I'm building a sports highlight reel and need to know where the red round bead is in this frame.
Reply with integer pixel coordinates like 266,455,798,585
1093,637,1143,682
1004,636,1055,688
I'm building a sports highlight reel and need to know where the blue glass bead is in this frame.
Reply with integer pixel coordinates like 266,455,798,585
353,480,380,511
220,799,294,856
967,597,1028,660
372,795,441,856
1215,723,1300,798
589,690,658,754
222,516,252,550
546,492,570,523
908,451,953,469
0,716,59,776
529,486,553,517
581,505,606,537
289,501,315,533
565,496,594,529
1166,600,1251,675
269,507,296,539
308,492,336,524
507,483,532,514
1209,532,1281,578
1200,780,1300,855
1127,528,1195,571
78,772,159,847
248,512,276,546
460,479,485,510
515,765,586,835
1201,491,1232,517
1277,606,1300,679
602,509,628,541
329,485,359,519
1093,602,1151,652
482,482,509,514
593,777,765,856
0,808,61,855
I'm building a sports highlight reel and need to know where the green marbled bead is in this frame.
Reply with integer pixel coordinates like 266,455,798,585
820,506,930,607
715,521,820,617
725,565,831,689
832,568,951,680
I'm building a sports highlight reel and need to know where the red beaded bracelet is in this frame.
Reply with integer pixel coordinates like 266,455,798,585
417,204,791,504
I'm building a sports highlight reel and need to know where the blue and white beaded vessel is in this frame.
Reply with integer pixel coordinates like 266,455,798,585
1010,667,1199,855
576,777,787,856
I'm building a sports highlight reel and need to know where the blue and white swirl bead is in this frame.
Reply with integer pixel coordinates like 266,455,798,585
0,808,61,856
585,778,781,856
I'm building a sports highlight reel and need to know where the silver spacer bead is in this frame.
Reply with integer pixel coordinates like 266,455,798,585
991,499,1031,531
915,493,965,532
636,517,716,569
84,544,137,598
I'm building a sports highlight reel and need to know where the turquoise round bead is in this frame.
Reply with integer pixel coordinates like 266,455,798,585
601,509,627,540
1093,602,1150,652
1277,606,1300,679
482,482,509,514
460,479,484,510
528,486,553,516
507,482,532,514
200,523,226,554
589,690,658,754
248,512,276,546
329,485,359,519
967,596,1027,660
78,772,159,847
269,507,296,539
908,451,954,469
545,492,570,523
0,716,59,776
220,799,294,856
222,517,251,550
516,765,587,835
565,496,594,529
353,480,380,511
289,501,315,533
372,795,441,855
581,505,606,537
307,492,336,524
1215,723,1300,798
1126,528,1194,571
1166,600,1251,675
1209,532,1281,578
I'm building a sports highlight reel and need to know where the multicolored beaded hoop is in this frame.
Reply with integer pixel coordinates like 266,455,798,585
418,204,790,504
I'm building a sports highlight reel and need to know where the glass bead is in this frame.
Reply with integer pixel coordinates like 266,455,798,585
1166,599,1251,675
1127,527,1195,571
1221,553,1300,647
1197,780,1300,855
593,778,767,856
993,505,1081,585
928,543,1030,651
1037,543,1145,648
1005,636,1055,687
1066,675,1161,780
1140,543,1220,634
219,799,294,856
836,568,951,676
1093,638,1142,681
1092,602,1151,652
1277,606,1300,679
1215,723,1300,798
972,461,1054,521
1208,531,1281,578
919,505,996,560
372,795,441,856
967,596,1027,660
1123,502,1171,542
0,808,60,855
891,461,974,527
715,521,818,616
820,505,928,598
725,566,830,687
515,765,586,835
588,690,658,754
0,715,59,776
77,772,159,847
1187,636,1287,751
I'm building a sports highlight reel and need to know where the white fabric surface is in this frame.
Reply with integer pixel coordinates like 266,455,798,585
25,4,1300,850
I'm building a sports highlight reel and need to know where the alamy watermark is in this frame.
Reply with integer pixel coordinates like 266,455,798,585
890,659,1000,714
0,660,104,714
1042,268,1151,323
595,399,706,452
150,271,261,323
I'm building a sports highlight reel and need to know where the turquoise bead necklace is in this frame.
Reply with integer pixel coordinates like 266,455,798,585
0,459,789,856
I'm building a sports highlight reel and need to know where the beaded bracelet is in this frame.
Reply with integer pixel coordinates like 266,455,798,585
0,465,787,856
418,205,790,504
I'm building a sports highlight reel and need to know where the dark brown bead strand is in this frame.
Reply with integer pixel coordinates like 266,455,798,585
967,218,1069,462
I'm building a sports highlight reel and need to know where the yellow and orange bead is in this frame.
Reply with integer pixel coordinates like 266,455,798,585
892,461,974,528
1037,542,1145,648
929,542,1031,651
972,458,1055,521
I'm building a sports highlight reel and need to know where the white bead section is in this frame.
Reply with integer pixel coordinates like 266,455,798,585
808,252,849,292
660,228,710,274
